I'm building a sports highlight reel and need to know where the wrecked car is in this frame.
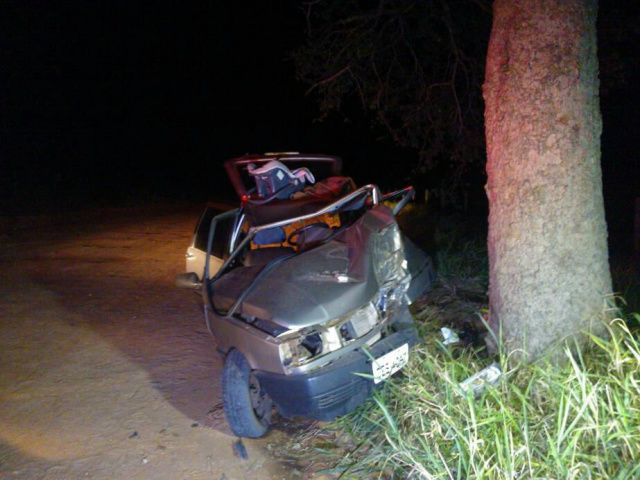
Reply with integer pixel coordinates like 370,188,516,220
175,153,435,438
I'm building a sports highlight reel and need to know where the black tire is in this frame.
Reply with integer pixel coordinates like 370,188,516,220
222,349,272,438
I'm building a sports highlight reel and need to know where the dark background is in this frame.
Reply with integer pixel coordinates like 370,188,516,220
1,1,638,254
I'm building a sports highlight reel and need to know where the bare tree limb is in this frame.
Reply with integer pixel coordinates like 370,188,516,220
305,64,352,96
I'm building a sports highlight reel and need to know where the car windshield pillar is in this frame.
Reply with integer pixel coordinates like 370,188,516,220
229,211,246,254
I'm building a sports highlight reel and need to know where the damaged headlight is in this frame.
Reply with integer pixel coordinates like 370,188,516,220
373,224,408,285
279,302,380,371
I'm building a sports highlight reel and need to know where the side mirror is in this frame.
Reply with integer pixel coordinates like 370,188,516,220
174,272,203,291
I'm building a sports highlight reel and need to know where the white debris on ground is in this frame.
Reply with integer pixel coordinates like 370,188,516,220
458,362,502,398
440,327,460,345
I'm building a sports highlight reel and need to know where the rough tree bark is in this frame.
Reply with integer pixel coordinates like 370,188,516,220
483,0,612,362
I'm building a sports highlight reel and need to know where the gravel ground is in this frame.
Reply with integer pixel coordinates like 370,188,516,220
0,204,308,480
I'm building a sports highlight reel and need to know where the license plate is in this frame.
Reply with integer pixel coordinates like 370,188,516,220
372,343,409,384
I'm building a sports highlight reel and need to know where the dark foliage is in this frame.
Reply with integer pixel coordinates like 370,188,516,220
293,0,492,191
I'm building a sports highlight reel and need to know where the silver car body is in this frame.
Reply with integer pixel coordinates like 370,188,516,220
178,153,434,421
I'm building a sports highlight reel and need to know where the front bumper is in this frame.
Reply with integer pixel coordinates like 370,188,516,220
255,313,419,421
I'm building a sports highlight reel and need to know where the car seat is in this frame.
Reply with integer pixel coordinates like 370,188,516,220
247,161,315,202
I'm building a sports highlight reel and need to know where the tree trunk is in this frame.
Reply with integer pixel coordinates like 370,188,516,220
483,0,612,362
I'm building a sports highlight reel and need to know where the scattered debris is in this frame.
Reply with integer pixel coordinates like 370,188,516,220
128,431,139,439
191,422,199,428
458,362,502,397
233,439,248,460
441,327,460,345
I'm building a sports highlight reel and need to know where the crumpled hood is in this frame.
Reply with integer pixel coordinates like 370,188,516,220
211,205,406,330
238,241,379,329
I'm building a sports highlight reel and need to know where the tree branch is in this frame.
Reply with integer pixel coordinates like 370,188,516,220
305,64,352,96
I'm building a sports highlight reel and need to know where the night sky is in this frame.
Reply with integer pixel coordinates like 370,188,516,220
1,1,638,252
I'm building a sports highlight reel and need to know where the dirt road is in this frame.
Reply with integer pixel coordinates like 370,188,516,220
0,205,304,479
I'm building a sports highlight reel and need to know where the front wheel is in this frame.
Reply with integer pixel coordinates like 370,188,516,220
222,349,272,438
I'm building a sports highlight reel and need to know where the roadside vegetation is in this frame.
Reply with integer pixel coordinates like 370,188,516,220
286,208,640,479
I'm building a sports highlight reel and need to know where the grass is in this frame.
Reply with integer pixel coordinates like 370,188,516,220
318,315,639,479
287,212,640,479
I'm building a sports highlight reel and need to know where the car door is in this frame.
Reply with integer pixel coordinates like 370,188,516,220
186,204,236,279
